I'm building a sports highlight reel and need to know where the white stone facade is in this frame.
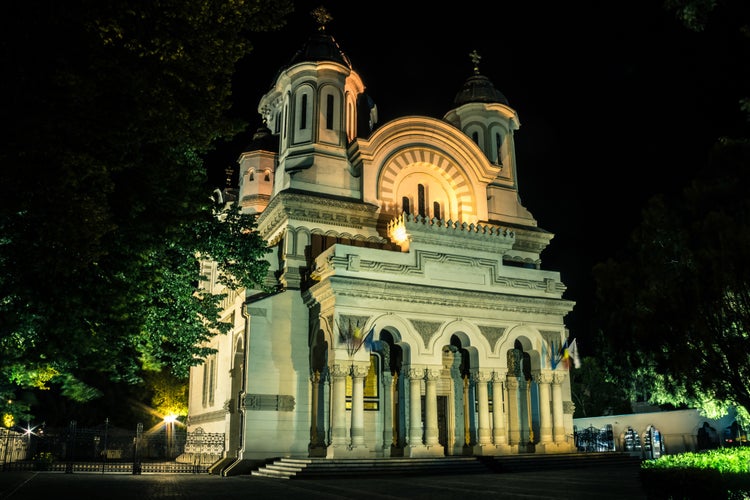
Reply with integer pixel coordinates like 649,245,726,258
186,25,577,474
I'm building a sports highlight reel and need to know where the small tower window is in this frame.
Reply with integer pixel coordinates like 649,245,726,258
283,103,288,139
248,170,255,181
264,170,271,182
495,132,503,165
472,131,479,145
433,201,441,220
326,94,334,130
300,94,308,130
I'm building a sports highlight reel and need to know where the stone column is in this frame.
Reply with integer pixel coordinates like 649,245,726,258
491,372,509,447
534,371,554,446
350,363,369,447
309,371,322,448
474,371,492,448
381,372,394,453
407,367,424,448
506,376,521,446
552,372,566,443
328,364,348,449
424,369,440,447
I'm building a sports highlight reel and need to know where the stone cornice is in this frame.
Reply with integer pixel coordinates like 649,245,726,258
256,190,382,244
307,276,574,316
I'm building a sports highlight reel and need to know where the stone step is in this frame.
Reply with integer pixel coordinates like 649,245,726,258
251,453,642,479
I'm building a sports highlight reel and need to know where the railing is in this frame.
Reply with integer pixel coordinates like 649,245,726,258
574,424,615,452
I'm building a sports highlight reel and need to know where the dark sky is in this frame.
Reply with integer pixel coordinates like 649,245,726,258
208,1,748,353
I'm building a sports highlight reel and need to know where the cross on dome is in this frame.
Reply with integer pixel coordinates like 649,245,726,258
312,6,332,31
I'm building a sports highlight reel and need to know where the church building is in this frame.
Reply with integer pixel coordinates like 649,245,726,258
185,10,577,475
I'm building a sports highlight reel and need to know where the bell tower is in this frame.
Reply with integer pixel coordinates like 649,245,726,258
257,7,369,199
443,51,536,227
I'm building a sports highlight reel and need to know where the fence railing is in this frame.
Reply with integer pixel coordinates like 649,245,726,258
1,421,224,474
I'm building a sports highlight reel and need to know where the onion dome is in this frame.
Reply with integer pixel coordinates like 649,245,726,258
453,50,509,106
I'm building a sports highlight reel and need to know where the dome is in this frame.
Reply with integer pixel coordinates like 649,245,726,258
286,31,352,68
244,123,278,152
453,72,509,106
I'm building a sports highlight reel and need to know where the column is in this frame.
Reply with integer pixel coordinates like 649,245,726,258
329,364,348,448
381,372,394,453
552,372,566,443
506,376,521,446
407,367,424,447
424,369,440,447
310,371,322,448
534,371,554,445
350,363,368,447
474,371,492,447
491,372,508,446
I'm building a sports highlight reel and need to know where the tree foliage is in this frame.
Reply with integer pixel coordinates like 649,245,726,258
592,138,750,419
0,0,292,424
570,357,633,418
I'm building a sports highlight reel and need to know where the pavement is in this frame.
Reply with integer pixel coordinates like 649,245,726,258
0,465,650,500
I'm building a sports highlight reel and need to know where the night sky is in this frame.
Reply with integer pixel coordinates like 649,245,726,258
207,1,748,352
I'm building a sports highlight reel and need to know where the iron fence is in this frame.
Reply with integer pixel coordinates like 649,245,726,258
573,424,615,452
1,420,223,474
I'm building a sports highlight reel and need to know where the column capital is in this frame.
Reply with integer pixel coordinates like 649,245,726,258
310,370,321,383
425,368,441,381
351,364,369,378
330,364,349,378
406,366,425,379
553,371,567,384
471,370,491,383
505,376,520,390
533,371,554,385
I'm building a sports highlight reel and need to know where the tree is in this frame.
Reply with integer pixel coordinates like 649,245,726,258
0,0,292,424
592,138,750,420
571,357,632,418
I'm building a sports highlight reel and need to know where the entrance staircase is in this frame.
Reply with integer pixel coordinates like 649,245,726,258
250,452,642,479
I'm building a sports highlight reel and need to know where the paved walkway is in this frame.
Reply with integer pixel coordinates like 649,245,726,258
0,465,649,499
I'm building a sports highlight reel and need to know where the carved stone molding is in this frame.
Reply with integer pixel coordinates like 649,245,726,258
245,394,296,412
477,325,506,349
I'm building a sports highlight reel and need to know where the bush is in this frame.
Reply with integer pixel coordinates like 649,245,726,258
641,448,750,499
33,452,55,471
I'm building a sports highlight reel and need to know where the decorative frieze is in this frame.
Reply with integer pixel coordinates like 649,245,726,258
244,394,296,412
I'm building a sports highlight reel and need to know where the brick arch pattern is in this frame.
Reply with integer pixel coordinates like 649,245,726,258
378,148,475,222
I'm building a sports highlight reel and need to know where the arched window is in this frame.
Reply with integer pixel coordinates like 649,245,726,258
472,131,479,145
248,170,255,181
402,196,410,214
433,201,441,220
264,170,271,182
417,184,426,218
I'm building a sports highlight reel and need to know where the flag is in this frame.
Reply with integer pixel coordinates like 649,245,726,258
558,338,569,369
568,338,581,369
363,326,376,352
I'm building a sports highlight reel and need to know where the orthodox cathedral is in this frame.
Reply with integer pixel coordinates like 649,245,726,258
184,10,577,475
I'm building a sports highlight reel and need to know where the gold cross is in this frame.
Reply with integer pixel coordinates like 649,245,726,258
470,50,482,74
312,6,332,31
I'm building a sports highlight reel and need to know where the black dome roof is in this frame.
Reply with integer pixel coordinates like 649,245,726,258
453,72,509,107
244,124,278,152
287,31,352,68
